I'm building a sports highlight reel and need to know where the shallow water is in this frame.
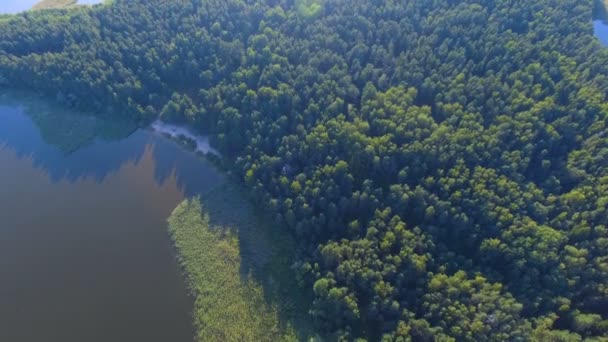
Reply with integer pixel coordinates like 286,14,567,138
0,92,224,341
594,19,608,46
150,120,220,156
0,0,103,14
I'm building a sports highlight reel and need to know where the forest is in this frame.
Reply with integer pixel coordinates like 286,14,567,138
1,0,608,340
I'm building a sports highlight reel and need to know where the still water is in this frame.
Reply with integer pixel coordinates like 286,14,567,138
0,92,224,341
594,19,608,46
0,0,103,14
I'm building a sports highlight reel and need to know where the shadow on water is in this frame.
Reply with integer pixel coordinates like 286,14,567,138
197,182,314,340
0,91,313,340
594,0,608,46
595,0,608,20
0,91,223,195
0,91,205,341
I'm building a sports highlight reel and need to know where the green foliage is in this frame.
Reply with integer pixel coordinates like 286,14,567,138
169,198,290,341
423,271,530,341
296,0,323,18
1,0,608,339
32,0,77,10
168,191,312,341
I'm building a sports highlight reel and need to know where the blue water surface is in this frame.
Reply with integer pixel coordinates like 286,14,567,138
0,0,103,14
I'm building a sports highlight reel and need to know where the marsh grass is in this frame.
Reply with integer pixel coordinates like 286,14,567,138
32,0,77,10
169,182,313,341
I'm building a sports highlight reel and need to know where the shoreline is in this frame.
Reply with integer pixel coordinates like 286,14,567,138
167,183,313,341
150,120,221,157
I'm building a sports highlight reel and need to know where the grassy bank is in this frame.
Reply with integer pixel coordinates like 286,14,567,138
32,0,77,10
168,183,313,341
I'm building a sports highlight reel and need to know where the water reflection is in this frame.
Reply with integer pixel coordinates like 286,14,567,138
594,0,608,46
0,91,312,342
0,92,223,196
0,91,229,341
594,20,608,46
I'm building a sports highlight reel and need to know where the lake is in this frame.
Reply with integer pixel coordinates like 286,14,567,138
0,92,225,341
0,0,103,14
594,19,608,46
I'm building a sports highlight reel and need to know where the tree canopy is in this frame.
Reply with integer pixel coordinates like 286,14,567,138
1,0,608,340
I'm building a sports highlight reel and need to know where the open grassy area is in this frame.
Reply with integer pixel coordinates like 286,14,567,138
32,0,77,10
168,183,313,341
